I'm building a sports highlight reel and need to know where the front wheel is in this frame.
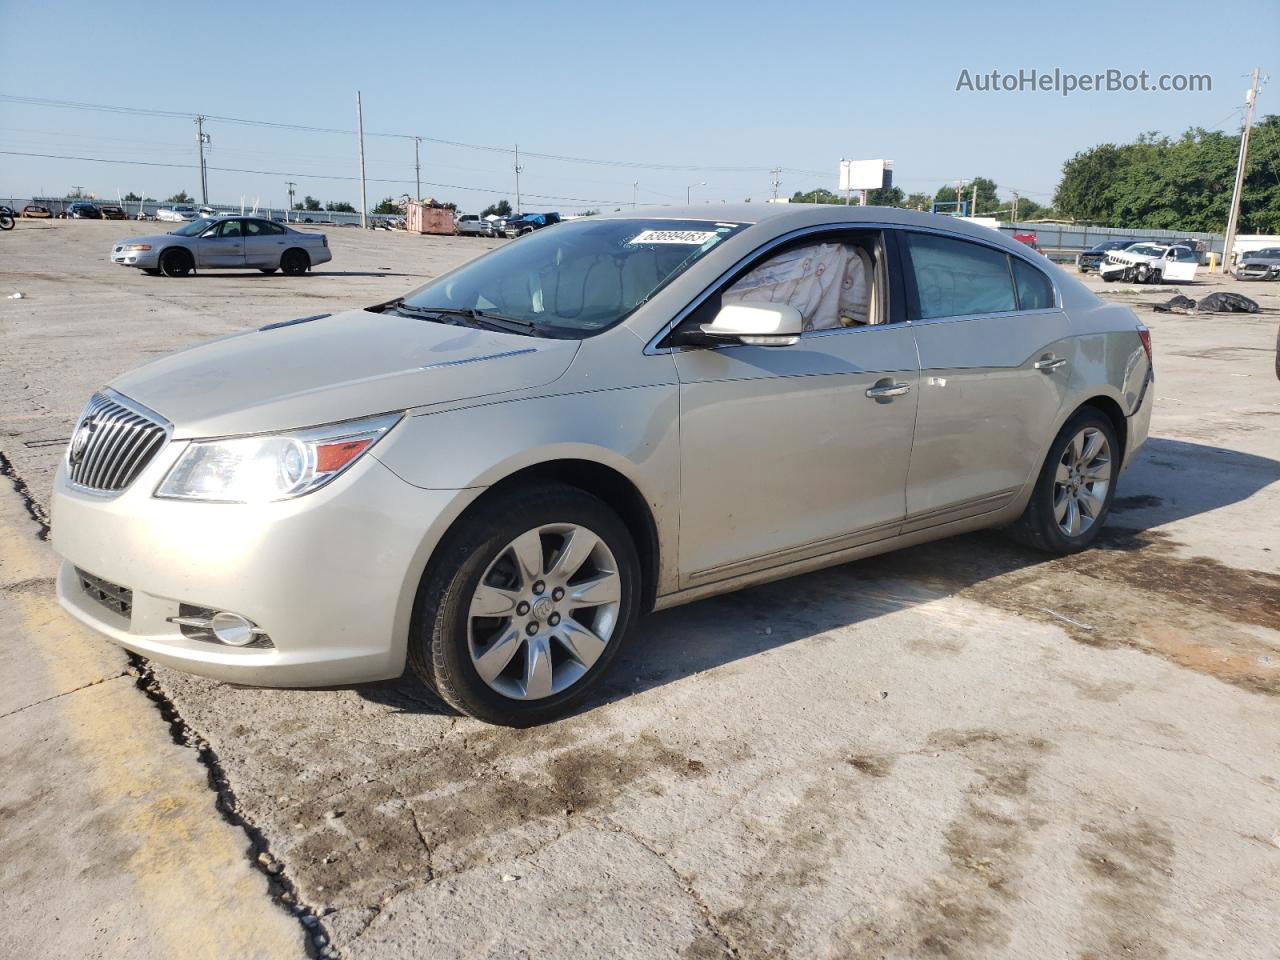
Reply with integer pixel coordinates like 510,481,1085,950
0,214,14,231
409,483,641,726
1009,409,1118,554
159,248,193,277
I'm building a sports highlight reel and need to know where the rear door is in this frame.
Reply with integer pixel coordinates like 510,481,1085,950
242,219,289,267
899,230,1072,531
197,219,246,268
671,229,919,586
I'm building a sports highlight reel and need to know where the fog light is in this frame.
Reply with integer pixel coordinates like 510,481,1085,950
211,612,256,647
168,605,273,648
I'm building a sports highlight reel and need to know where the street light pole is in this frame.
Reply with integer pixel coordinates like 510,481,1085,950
414,137,422,202
355,91,368,230
687,181,705,204
633,181,638,209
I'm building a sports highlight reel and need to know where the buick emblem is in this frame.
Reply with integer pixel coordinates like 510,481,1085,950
69,420,94,466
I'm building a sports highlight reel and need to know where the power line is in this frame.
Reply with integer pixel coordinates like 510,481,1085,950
0,149,633,205
0,93,827,176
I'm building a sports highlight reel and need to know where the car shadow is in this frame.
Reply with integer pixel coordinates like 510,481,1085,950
356,436,1280,720
181,270,417,279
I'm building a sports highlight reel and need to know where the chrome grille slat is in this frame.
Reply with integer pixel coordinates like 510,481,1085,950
67,391,169,493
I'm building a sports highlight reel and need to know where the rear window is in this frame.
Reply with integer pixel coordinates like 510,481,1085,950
904,232,1016,319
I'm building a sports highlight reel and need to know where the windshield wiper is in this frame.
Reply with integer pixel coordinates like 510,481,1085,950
395,304,540,336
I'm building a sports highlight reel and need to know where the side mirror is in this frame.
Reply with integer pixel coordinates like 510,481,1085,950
699,302,802,347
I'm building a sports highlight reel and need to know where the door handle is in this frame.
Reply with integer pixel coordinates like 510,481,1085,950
1034,356,1067,371
865,381,912,399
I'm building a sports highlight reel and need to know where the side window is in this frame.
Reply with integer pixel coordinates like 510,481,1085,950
904,232,1015,319
1174,247,1197,263
263,220,286,235
218,220,242,238
1012,258,1054,310
720,239,880,330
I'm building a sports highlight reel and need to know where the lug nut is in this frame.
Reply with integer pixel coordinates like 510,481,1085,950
516,601,531,616
552,587,565,601
548,613,561,626
526,622,539,636
533,580,546,595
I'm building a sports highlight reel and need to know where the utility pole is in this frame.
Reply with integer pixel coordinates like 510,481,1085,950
970,182,978,217
632,181,638,209
954,179,967,215
513,144,523,214
356,91,368,230
413,137,422,202
1221,68,1264,273
195,116,209,204
1011,190,1019,223
770,166,782,201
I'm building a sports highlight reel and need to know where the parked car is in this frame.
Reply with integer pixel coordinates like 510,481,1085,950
456,214,497,237
21,204,53,219
1013,231,1042,254
1099,243,1199,284
156,204,199,222
505,212,562,238
109,216,332,277
54,205,1153,725
1234,247,1280,281
1076,239,1147,273
66,202,103,220
98,204,127,220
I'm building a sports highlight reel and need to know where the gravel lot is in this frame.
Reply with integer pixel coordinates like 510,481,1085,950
3,218,1279,959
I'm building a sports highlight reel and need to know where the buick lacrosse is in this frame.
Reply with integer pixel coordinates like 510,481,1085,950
53,205,1153,725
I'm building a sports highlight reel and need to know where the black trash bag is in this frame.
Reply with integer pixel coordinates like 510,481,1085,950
1196,291,1260,313
1153,295,1198,313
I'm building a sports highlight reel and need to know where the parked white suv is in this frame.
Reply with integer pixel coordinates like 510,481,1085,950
1099,243,1199,284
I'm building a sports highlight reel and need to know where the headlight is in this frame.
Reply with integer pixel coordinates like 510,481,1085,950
121,243,152,251
155,412,402,503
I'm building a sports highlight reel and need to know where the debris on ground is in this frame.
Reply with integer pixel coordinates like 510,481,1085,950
8,291,25,299
1153,292,1261,314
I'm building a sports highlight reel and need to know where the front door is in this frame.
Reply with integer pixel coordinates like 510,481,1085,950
1162,247,1198,281
198,219,246,268
899,230,1072,529
673,231,918,587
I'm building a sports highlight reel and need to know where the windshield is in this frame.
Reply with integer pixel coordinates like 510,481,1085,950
399,218,749,336
1126,244,1163,257
171,218,216,237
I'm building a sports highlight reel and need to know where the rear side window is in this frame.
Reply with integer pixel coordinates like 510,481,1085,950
904,232,1016,319
1012,258,1054,310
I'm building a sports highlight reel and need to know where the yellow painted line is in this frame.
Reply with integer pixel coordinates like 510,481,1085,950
2,512,303,959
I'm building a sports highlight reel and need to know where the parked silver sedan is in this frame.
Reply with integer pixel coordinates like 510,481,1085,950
110,216,332,277
54,205,1153,725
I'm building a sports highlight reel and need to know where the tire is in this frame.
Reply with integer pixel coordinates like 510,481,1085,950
1008,408,1119,554
280,249,309,275
1102,276,1115,283
259,267,278,274
0,214,14,231
159,248,193,277
408,483,641,726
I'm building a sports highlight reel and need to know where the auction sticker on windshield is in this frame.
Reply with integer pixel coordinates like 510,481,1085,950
629,230,720,244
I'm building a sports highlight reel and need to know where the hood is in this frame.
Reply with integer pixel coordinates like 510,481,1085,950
109,308,579,438
118,231,193,246
1107,249,1160,265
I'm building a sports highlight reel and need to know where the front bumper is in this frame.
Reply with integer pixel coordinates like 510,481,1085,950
112,246,161,268
51,442,479,686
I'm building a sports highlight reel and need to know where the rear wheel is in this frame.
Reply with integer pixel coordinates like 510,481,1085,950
159,248,193,277
280,249,310,275
408,483,640,726
1009,408,1118,554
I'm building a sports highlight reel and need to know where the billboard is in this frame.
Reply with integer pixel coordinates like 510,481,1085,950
839,159,893,192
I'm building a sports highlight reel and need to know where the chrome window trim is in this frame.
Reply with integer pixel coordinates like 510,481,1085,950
643,220,1061,355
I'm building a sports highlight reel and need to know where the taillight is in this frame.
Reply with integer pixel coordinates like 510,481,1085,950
1137,324,1153,366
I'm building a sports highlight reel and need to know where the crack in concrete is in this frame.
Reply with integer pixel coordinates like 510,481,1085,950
588,815,740,959
0,449,51,540
0,670,129,720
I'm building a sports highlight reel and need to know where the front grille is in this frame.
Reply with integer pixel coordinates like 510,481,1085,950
67,392,169,493
76,568,133,619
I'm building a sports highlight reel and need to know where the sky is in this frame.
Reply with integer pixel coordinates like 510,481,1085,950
1,0,1275,214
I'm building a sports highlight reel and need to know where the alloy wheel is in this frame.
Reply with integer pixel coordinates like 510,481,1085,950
1053,427,1111,537
467,522,622,700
